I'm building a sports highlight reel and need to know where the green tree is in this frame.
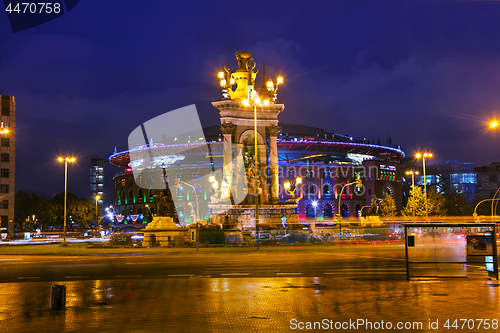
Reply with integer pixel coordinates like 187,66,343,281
402,186,447,218
379,193,397,217
14,190,35,229
402,186,425,218
427,188,447,216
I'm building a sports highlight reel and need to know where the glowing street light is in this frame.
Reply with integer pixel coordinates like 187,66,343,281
57,156,76,241
490,120,499,129
283,176,302,193
312,200,318,219
95,195,101,228
416,153,433,222
406,170,419,219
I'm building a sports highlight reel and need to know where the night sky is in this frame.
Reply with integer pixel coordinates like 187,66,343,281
1,0,500,204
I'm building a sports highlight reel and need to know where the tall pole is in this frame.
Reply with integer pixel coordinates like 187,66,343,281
180,180,200,251
411,173,415,219
254,104,259,250
95,199,98,225
63,160,68,242
338,180,360,248
423,156,428,222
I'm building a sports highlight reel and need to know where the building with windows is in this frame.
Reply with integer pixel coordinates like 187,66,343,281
109,123,405,225
411,160,478,202
0,95,15,236
475,162,500,199
108,51,405,226
90,156,106,205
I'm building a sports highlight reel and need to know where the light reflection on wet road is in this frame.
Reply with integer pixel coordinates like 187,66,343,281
1,277,499,333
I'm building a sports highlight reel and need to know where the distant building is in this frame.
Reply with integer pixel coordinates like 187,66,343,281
90,156,106,206
109,124,405,224
0,95,15,236
413,160,478,202
475,162,500,199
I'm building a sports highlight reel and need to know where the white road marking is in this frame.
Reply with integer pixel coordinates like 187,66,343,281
277,272,301,275
322,268,405,272
324,271,406,275
125,262,171,265
168,274,194,277
17,277,39,279
221,273,250,276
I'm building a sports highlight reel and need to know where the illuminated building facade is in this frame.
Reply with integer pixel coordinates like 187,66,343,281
415,160,478,203
90,156,106,205
109,51,405,225
0,95,15,236
110,123,404,223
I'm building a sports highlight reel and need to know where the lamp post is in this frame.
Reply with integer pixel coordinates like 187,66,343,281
473,198,500,222
406,170,419,219
58,157,76,241
416,153,432,222
336,178,362,248
176,178,200,251
95,195,100,236
283,176,302,200
145,204,153,219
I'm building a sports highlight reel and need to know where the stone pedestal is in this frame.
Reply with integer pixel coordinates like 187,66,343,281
142,216,196,247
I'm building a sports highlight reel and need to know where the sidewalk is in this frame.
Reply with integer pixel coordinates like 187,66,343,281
0,275,498,332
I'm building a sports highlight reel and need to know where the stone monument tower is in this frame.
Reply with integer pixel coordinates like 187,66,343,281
210,51,297,228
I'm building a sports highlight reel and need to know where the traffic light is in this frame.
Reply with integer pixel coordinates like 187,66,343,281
174,178,181,188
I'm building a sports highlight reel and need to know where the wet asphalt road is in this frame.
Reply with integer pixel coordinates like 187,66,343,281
0,245,406,282
1,245,500,332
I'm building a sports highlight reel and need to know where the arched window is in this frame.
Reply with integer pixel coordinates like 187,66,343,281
323,204,333,218
341,203,349,218
129,190,134,200
138,189,143,198
306,183,316,194
323,183,332,195
117,191,121,205
305,203,316,218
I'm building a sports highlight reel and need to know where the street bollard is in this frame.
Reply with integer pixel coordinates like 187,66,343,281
50,284,66,310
